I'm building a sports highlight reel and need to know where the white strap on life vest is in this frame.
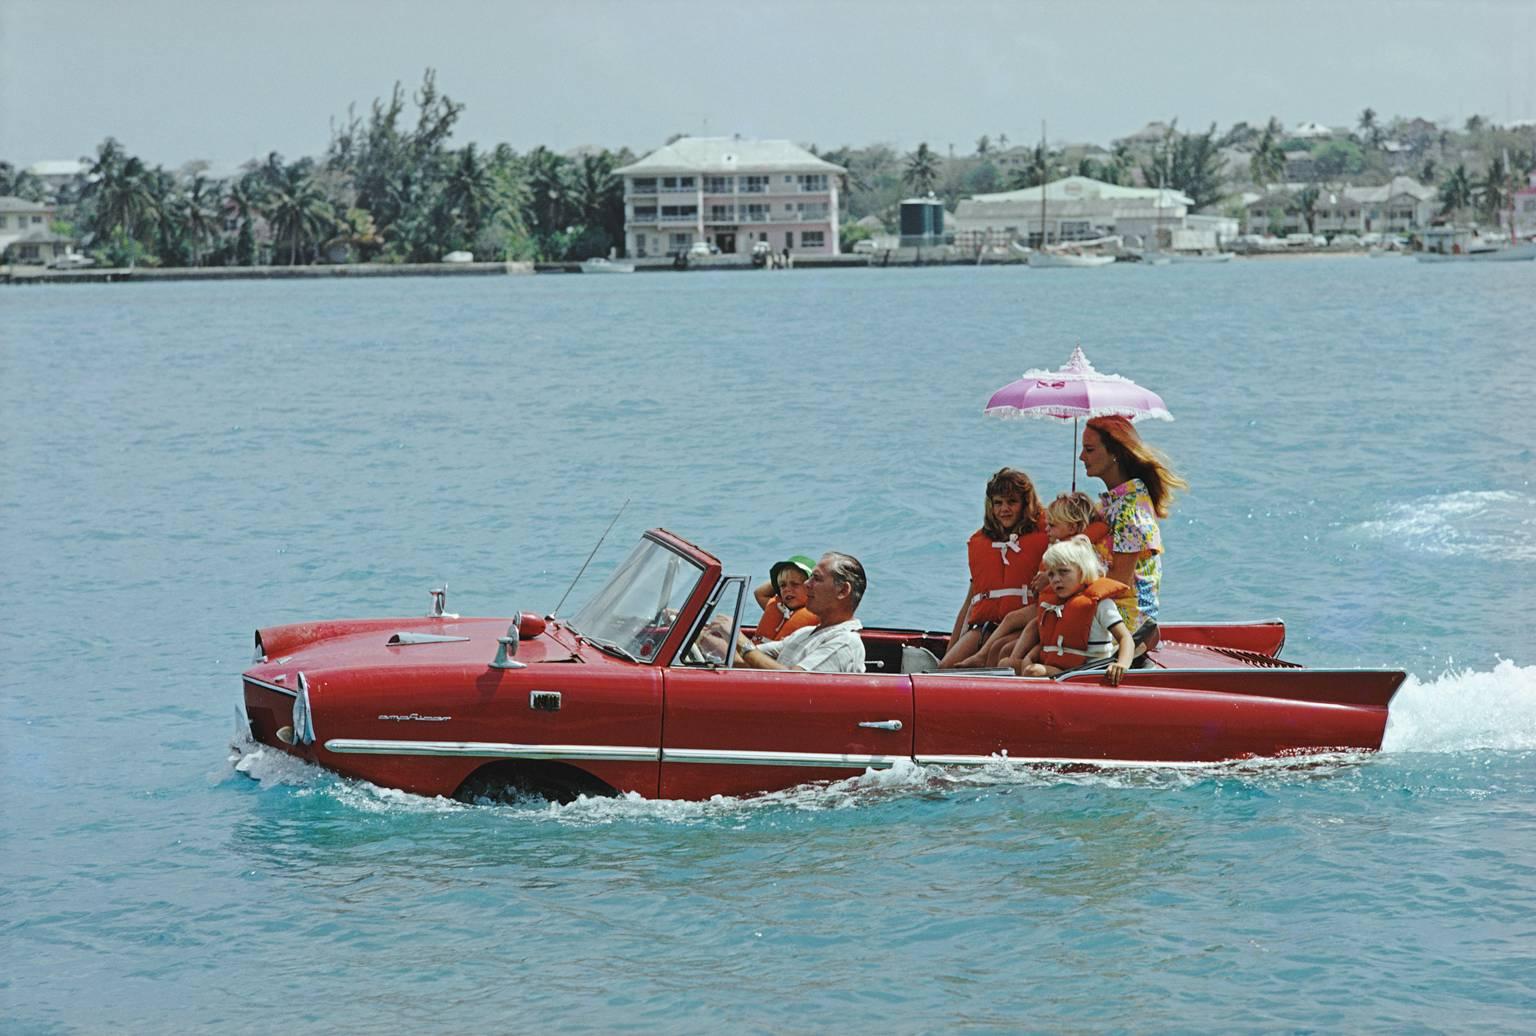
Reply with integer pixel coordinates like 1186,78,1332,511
1050,636,1093,658
1039,601,1065,619
991,533,1022,566
970,586,1026,606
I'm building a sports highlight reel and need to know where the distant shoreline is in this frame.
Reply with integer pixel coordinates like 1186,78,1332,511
2,249,1377,285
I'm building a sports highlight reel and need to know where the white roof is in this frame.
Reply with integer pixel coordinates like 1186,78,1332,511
966,176,1192,208
0,195,54,212
27,159,87,177
615,137,844,176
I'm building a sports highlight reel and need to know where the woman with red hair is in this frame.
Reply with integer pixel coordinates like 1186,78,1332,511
1078,415,1187,642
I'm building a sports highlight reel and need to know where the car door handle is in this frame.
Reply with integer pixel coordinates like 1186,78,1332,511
858,720,903,731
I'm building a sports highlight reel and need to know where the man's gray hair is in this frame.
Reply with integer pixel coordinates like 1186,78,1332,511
821,551,867,607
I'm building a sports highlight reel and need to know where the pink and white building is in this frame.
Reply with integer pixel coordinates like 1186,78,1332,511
615,137,844,257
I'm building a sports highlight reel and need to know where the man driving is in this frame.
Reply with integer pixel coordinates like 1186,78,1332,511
702,552,867,673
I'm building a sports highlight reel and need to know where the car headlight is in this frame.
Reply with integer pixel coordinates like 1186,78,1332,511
291,672,316,746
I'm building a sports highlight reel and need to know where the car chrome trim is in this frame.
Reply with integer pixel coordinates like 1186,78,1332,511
323,739,660,762
917,753,1233,768
661,748,899,770
244,675,297,699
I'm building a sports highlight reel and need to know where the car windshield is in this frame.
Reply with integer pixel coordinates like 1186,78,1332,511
567,538,706,663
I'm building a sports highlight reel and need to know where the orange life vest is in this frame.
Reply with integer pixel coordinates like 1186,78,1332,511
756,598,817,642
966,529,1049,624
1037,577,1130,667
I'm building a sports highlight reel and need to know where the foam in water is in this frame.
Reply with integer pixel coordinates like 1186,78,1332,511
1353,490,1536,562
1382,659,1536,753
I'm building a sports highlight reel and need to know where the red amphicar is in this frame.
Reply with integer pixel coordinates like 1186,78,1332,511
238,529,1404,802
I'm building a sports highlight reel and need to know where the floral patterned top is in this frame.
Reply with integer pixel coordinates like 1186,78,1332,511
1099,478,1162,631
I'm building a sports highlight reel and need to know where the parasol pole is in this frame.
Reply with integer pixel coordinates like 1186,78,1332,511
1072,416,1078,491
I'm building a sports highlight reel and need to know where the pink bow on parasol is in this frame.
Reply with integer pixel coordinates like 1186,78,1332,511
985,346,1172,488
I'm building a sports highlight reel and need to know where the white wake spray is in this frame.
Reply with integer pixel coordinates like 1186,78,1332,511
1382,659,1536,753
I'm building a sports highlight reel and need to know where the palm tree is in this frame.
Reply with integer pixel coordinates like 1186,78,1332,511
1475,153,1509,223
570,151,624,250
1357,108,1381,148
902,143,941,195
441,143,501,241
178,174,221,266
224,176,261,266
262,160,333,265
1438,164,1474,218
1294,185,1321,234
975,135,992,157
82,140,159,247
1251,126,1285,188
522,146,569,247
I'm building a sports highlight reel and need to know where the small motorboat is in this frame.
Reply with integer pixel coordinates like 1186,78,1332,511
580,257,636,274
1168,251,1233,264
239,530,1406,802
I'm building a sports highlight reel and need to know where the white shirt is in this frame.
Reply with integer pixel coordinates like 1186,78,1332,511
757,619,866,673
1085,599,1127,660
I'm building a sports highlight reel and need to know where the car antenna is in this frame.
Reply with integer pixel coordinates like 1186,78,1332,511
552,497,630,618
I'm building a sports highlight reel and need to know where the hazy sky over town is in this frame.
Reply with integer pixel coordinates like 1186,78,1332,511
3,0,1533,170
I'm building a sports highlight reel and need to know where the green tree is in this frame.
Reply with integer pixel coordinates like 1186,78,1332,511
325,69,464,246
1438,164,1474,217
975,135,992,156
1311,139,1366,181
439,142,501,245
902,142,941,195
1294,185,1320,234
1358,108,1382,147
1251,125,1286,187
80,138,159,253
1475,153,1510,222
1141,123,1225,210
261,156,334,264
0,162,48,201
569,151,626,255
1006,143,1057,190
521,145,570,255
224,175,262,266
177,174,222,266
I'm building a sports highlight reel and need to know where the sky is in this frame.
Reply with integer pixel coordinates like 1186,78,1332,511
3,0,1533,171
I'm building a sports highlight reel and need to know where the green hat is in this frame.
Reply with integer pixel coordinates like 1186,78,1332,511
769,555,816,589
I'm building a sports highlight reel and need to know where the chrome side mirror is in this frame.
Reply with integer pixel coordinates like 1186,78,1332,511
490,617,526,670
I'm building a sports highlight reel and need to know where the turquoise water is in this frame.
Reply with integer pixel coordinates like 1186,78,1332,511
3,260,1534,1032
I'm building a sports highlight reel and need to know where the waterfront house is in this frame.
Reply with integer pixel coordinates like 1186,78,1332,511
951,176,1192,250
1243,178,1436,237
614,136,845,257
0,195,57,257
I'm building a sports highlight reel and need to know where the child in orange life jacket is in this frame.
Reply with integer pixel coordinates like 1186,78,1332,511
1017,534,1134,685
938,467,1048,668
960,492,1109,667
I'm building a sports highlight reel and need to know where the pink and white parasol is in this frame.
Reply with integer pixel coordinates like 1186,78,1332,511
984,346,1172,488
984,346,1173,423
